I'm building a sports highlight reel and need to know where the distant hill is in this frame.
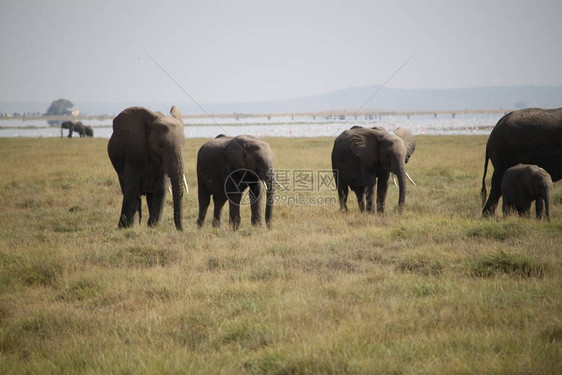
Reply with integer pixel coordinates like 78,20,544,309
2,85,561,116
205,85,562,114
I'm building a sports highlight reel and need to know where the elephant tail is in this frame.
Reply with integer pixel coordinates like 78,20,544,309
480,151,489,207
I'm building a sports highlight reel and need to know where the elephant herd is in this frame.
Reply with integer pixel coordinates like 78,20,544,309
61,121,94,138
107,106,562,230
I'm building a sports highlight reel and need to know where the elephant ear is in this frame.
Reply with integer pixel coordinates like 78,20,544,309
349,128,382,166
170,106,183,123
225,135,265,171
394,127,416,163
112,107,160,152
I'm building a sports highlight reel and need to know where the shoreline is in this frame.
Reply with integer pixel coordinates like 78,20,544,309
0,108,511,122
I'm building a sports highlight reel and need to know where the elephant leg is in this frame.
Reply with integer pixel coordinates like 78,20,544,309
365,183,375,213
502,200,512,217
354,188,366,212
535,199,544,220
118,165,142,228
520,199,532,218
228,193,243,230
376,171,390,213
338,184,349,212
514,199,530,218
197,184,211,227
147,176,166,226
483,169,503,216
212,195,228,227
361,168,376,213
249,182,263,226
119,194,141,228
135,196,142,224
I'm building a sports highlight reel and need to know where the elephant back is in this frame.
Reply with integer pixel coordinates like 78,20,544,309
197,136,232,171
490,108,562,150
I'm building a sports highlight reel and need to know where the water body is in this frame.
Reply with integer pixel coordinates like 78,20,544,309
0,112,503,138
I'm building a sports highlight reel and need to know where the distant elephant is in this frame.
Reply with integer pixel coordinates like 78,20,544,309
84,125,94,137
331,126,416,213
197,134,275,230
481,107,562,216
61,121,86,138
107,106,188,230
501,164,553,221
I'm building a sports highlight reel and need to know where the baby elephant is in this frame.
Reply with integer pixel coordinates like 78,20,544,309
501,164,553,220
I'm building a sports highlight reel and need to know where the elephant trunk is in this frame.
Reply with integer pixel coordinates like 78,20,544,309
395,162,407,209
169,155,186,231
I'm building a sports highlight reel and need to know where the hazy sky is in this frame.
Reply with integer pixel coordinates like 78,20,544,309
1,0,561,104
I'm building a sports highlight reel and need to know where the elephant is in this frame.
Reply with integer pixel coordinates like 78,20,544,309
501,164,553,221
84,125,94,137
107,106,188,230
61,121,86,138
196,134,275,230
481,107,562,216
331,126,416,213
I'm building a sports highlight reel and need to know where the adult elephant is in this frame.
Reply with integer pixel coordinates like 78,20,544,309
481,107,562,216
331,126,416,213
61,121,86,138
197,134,275,230
61,121,72,137
107,106,188,230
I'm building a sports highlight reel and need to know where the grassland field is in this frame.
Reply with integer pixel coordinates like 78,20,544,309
0,135,561,374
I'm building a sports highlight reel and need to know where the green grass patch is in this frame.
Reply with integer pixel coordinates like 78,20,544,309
396,252,445,276
0,246,64,287
470,250,550,278
466,220,526,241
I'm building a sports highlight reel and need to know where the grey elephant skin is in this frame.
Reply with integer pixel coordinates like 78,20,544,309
84,125,94,137
481,107,562,216
501,164,553,221
107,106,188,230
196,134,275,230
331,126,416,213
61,121,88,138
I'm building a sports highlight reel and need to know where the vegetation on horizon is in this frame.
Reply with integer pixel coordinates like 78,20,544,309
45,98,75,116
0,136,560,374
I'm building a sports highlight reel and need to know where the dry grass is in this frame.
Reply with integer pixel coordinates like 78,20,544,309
0,135,561,374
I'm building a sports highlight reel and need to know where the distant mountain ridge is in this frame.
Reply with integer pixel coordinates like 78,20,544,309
2,85,561,116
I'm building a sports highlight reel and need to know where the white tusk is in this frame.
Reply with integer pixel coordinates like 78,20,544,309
183,174,189,194
274,177,286,190
167,177,173,195
406,171,416,186
263,181,268,191
391,173,398,187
